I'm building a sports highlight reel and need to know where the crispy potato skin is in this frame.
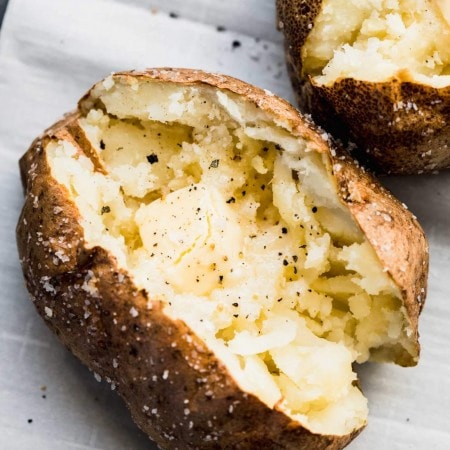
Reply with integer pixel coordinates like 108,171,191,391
17,69,428,449
276,0,450,174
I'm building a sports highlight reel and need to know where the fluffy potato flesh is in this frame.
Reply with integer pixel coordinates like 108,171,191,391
47,78,416,436
303,0,450,87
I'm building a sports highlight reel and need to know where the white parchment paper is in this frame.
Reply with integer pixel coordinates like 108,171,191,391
0,0,449,448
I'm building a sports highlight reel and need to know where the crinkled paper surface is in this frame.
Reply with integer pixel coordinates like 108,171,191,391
0,0,449,448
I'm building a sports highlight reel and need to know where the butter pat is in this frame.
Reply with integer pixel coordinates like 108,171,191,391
135,183,243,295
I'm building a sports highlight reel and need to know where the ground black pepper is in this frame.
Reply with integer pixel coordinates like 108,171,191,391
146,153,159,164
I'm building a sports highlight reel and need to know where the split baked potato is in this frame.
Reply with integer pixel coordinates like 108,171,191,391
277,0,450,174
17,69,428,449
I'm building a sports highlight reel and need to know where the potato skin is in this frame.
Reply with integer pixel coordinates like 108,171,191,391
16,69,428,449
276,0,450,174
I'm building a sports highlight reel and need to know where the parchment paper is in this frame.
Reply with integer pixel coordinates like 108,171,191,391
0,0,449,448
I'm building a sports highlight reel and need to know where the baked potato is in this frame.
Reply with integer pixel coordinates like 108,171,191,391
17,68,428,449
276,0,450,174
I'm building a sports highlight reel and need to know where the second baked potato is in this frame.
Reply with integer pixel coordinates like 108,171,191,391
277,0,450,174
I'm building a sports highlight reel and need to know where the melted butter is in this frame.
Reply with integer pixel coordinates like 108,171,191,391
135,183,243,295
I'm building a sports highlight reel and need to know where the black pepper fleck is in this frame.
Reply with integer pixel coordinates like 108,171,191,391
146,153,159,164
232,40,241,49
99,139,106,150
101,206,111,214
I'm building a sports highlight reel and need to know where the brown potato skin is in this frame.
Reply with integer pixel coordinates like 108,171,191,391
276,0,450,174
17,69,428,449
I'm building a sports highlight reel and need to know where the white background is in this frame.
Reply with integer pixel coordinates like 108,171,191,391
0,0,449,448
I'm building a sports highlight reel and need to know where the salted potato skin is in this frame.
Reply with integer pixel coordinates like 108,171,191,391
276,0,450,174
17,69,428,449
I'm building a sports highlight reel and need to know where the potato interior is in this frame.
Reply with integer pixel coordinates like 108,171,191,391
47,78,416,435
303,0,450,87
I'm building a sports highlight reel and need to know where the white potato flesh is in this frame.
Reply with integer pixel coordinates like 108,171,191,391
47,79,416,435
303,0,450,87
